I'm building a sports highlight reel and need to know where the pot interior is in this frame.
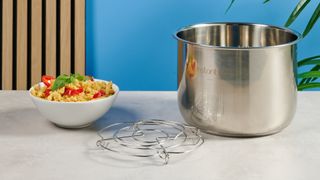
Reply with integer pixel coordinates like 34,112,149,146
175,23,300,48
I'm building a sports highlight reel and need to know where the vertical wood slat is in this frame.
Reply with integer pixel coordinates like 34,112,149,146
60,0,71,75
16,0,28,90
2,0,13,90
1,0,86,90
46,0,56,77
74,0,85,75
31,0,42,86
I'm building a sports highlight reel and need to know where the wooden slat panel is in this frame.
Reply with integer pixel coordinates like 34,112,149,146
60,0,71,75
31,0,42,86
2,0,13,90
46,0,56,77
1,0,86,89
16,0,28,90
74,0,85,75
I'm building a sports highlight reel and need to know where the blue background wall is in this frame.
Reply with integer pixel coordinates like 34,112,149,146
86,0,320,90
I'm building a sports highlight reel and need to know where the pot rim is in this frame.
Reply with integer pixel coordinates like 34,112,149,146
173,22,302,50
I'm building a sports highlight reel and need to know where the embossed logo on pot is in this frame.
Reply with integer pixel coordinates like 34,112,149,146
197,66,218,76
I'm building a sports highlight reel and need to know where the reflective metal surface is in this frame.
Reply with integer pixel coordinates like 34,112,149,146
175,22,301,137
96,119,204,165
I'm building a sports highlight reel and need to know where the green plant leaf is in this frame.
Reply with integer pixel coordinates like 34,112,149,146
298,71,320,79
225,0,236,14
51,79,66,91
302,2,320,37
51,74,79,91
298,59,320,66
299,65,320,85
298,56,320,84
298,82,320,90
298,55,320,66
285,0,311,27
263,0,271,4
311,77,318,82
75,73,86,81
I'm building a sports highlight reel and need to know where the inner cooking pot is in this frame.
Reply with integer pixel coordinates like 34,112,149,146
175,23,299,48
175,22,301,137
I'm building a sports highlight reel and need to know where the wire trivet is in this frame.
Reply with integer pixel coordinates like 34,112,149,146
96,119,204,165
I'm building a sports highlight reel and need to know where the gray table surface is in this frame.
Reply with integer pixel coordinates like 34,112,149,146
0,91,319,180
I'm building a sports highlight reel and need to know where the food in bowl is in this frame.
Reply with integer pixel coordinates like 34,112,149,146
31,74,115,102
29,75,119,128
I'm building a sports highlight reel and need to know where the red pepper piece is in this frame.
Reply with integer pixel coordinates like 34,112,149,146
41,75,55,87
43,89,51,98
100,90,106,96
75,87,83,94
93,92,101,99
93,90,106,99
63,87,83,96
63,88,73,96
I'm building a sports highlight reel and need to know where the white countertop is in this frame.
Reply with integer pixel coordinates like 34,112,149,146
0,91,320,180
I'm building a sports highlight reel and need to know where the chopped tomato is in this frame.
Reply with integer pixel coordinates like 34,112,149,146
63,87,83,96
41,75,55,87
93,90,106,99
43,89,51,98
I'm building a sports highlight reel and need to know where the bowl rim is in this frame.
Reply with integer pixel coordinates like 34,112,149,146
29,79,119,104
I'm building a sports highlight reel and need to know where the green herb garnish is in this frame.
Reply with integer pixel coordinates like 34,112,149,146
51,74,87,91
73,73,87,81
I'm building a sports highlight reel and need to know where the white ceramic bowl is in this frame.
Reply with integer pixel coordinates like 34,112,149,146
29,80,119,128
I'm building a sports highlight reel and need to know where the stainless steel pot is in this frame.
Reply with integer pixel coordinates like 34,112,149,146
174,22,301,137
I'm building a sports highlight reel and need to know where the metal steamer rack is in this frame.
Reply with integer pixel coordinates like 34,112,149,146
96,119,204,165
